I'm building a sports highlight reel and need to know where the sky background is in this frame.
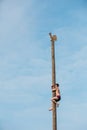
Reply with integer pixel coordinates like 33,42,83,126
0,0,87,130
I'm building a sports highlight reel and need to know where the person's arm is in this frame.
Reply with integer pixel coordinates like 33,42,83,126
52,88,56,92
51,85,56,91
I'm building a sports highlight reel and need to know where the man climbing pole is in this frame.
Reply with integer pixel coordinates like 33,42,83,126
49,83,61,111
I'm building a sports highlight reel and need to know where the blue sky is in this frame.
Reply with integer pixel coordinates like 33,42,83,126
0,0,87,130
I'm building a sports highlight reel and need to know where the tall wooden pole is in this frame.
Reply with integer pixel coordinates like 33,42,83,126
49,33,57,130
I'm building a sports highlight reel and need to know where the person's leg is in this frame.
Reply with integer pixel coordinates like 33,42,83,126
49,97,56,111
51,96,58,104
49,96,60,111
56,101,60,107
49,107,53,111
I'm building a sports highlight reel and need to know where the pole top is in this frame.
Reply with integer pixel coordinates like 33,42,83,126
49,32,57,41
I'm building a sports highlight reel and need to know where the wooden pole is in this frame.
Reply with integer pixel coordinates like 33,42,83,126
49,33,57,130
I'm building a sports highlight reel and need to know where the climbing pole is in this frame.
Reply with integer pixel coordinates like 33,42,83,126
49,33,57,130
